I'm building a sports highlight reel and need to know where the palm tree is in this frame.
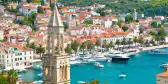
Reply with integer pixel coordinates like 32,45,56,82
127,38,133,47
115,39,120,49
133,37,138,46
150,38,155,46
87,41,94,53
71,40,80,55
154,36,160,45
30,42,36,53
65,44,73,54
109,41,114,49
36,44,45,59
80,42,87,54
145,40,150,47
121,38,127,45
0,74,8,84
138,37,144,46
8,69,18,84
104,40,109,50
95,40,101,49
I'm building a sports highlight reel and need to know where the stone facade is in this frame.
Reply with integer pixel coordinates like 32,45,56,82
42,3,70,84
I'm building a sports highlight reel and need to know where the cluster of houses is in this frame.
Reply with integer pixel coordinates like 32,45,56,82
0,0,168,70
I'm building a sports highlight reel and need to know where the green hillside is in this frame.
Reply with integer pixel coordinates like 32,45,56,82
57,0,168,16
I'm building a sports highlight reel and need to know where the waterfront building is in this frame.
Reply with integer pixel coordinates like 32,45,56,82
42,3,70,84
0,42,33,70
154,16,165,21
156,66,168,84
0,29,4,40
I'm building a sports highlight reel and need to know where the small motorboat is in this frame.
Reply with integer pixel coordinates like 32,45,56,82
94,62,104,68
119,73,126,78
37,73,43,77
77,81,86,84
107,59,111,63
160,62,168,67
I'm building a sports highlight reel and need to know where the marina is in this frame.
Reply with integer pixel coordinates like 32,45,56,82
18,47,168,84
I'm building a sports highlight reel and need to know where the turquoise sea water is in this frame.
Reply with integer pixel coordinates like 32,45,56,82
19,48,168,84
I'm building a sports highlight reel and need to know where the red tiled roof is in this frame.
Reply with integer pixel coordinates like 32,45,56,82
23,6,36,9
64,12,76,14
79,16,86,20
144,26,153,29
80,11,91,15
41,6,50,9
60,7,68,11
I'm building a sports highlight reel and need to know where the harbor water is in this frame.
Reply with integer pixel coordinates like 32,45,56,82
19,48,168,84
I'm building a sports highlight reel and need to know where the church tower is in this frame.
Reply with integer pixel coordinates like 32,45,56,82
42,2,70,84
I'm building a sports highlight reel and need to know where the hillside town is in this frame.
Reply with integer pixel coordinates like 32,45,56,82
0,0,168,84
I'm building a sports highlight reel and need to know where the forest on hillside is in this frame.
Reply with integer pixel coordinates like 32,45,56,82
57,0,168,17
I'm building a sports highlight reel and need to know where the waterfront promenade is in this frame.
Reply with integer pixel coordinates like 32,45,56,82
142,44,168,51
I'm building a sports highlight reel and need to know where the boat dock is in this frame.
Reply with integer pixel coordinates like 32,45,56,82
142,44,168,51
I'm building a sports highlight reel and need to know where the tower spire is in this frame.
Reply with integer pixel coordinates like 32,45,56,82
48,1,63,27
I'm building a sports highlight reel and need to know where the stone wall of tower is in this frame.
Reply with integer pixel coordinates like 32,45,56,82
43,2,70,84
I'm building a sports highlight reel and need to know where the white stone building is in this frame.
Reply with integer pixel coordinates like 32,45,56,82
19,5,37,16
0,42,34,69
0,29,4,40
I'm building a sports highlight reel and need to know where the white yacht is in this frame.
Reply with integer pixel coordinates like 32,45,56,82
92,52,107,61
69,54,82,65
105,49,130,62
94,62,104,68
148,49,168,55
105,49,128,57
70,60,82,65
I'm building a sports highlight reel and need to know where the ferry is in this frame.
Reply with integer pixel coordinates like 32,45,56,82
148,49,168,55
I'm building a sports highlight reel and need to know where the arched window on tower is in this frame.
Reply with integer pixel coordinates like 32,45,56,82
65,65,67,80
62,65,65,80
60,65,62,81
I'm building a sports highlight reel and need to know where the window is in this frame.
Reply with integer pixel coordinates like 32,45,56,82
7,60,8,63
7,55,8,58
25,57,26,60
20,58,22,60
15,58,17,61
25,52,26,55
30,56,32,59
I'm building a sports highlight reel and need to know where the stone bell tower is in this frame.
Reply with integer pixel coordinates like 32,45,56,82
42,2,70,84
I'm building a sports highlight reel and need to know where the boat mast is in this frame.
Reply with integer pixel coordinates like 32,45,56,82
100,26,102,54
